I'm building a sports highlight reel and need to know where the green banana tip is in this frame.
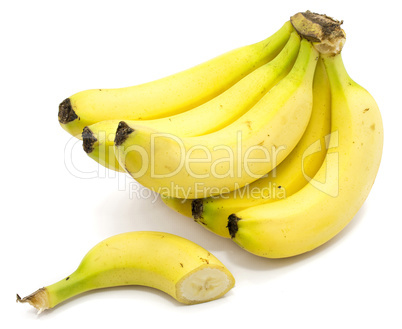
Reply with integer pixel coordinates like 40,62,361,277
58,98,78,124
114,121,134,146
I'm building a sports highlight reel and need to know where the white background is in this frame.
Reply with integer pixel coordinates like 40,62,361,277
2,0,401,328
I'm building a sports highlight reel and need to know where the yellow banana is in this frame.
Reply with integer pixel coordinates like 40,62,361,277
17,231,235,313
162,57,331,237
59,22,294,137
82,32,301,172
227,51,383,258
114,39,319,199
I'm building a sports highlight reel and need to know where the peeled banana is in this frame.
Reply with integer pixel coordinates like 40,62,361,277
17,231,235,313
58,22,294,137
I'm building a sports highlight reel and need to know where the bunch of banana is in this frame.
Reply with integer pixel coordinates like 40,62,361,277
113,37,317,199
163,56,331,237
18,10,383,316
62,19,322,201
226,16,383,257
81,31,301,172
17,231,235,313
59,11,382,259
59,21,294,137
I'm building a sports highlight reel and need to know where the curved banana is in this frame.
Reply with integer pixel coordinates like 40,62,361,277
227,52,383,258
114,39,319,199
59,22,294,137
164,57,331,237
17,231,235,313
83,32,301,172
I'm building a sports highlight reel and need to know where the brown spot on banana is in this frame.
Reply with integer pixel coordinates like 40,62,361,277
199,257,209,265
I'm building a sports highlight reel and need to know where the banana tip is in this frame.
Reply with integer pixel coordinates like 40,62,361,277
82,126,97,153
191,199,203,220
58,98,78,124
114,121,135,146
227,214,240,238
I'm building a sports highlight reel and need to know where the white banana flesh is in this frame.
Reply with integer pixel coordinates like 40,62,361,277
180,268,232,302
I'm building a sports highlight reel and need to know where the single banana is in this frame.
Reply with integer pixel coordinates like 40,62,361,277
227,51,383,258
59,22,294,137
83,32,301,172
114,39,318,199
162,57,331,237
17,231,235,313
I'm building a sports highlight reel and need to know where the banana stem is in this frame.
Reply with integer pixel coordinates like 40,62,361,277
321,53,352,91
290,11,346,55
16,288,50,314
17,271,109,312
